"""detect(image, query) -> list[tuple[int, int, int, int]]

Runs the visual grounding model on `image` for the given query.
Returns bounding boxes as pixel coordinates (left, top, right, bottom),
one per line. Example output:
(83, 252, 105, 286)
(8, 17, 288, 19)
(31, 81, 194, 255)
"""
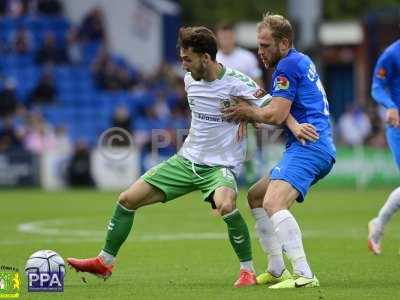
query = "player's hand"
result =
(222, 97, 253, 123)
(386, 108, 399, 127)
(293, 123, 319, 145)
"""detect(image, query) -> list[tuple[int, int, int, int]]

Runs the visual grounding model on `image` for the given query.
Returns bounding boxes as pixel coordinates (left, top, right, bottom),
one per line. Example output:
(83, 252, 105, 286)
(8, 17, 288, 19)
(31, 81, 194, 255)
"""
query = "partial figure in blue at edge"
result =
(368, 38, 400, 255)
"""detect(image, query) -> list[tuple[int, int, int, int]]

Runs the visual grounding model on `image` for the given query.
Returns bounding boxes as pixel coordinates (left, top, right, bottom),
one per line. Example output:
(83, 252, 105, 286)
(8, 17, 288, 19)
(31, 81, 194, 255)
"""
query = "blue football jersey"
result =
(271, 48, 336, 159)
(371, 40, 400, 109)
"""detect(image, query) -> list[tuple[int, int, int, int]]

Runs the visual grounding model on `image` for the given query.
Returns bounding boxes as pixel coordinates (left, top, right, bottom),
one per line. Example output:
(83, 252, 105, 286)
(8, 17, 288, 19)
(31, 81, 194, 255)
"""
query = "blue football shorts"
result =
(270, 144, 335, 202)
(386, 125, 400, 170)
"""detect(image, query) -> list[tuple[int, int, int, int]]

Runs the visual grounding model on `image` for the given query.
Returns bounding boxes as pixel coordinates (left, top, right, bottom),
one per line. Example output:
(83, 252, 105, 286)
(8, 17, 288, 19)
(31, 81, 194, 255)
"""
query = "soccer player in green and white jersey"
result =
(67, 26, 318, 288)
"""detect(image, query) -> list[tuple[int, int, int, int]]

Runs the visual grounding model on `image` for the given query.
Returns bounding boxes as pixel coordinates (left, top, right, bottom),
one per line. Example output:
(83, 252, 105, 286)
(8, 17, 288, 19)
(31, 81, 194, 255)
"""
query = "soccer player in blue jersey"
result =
(368, 39, 400, 255)
(223, 13, 336, 288)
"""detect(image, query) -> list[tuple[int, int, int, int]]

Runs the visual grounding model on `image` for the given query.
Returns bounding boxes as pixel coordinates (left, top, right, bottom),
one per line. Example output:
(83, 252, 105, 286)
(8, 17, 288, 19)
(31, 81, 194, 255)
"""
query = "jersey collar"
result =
(217, 64, 226, 80)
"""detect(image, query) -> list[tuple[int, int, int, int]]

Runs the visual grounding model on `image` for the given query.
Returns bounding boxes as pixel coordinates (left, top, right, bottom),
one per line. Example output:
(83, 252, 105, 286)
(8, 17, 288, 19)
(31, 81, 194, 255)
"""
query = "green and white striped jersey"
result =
(179, 66, 271, 175)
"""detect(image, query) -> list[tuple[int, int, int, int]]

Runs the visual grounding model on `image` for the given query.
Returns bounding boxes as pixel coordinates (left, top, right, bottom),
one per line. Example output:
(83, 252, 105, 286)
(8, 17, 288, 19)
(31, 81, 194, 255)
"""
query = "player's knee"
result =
(218, 200, 236, 216)
(247, 189, 263, 209)
(118, 191, 139, 210)
(118, 191, 129, 207)
(262, 198, 281, 217)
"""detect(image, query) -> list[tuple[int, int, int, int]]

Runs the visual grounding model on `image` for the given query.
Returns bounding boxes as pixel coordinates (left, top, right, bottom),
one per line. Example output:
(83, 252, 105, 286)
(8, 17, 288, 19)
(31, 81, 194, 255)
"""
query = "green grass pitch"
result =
(1, 186, 400, 299)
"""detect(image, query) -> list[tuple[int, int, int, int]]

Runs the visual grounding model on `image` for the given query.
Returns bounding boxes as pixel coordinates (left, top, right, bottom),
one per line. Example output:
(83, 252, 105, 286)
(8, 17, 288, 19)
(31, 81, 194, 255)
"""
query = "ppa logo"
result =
(27, 273, 64, 292)
(25, 250, 65, 292)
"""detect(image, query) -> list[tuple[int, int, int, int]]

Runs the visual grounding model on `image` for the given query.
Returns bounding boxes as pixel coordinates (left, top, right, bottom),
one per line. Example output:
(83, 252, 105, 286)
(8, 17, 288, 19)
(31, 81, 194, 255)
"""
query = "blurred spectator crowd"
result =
(0, 0, 190, 184)
(0, 0, 390, 186)
(336, 103, 387, 148)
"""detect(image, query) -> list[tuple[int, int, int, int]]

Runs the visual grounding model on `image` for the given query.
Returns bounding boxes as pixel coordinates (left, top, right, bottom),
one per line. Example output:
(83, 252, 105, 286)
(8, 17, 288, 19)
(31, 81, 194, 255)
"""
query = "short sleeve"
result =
(371, 50, 397, 108)
(271, 60, 300, 101)
(373, 51, 394, 86)
(231, 75, 271, 107)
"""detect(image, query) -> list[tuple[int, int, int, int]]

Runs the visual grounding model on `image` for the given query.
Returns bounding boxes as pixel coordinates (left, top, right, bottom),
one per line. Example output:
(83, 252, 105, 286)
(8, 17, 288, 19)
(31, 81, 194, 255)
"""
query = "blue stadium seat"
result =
(24, 65, 40, 78)
(134, 117, 168, 131)
(4, 67, 19, 79)
(41, 106, 65, 125)
(81, 41, 102, 65)
(0, 14, 155, 149)
(52, 17, 70, 31)
(17, 53, 34, 65)
(16, 88, 30, 103)
(59, 93, 77, 105)
(24, 16, 44, 31)
(0, 17, 17, 33)
(2, 54, 19, 69)
(56, 82, 74, 95)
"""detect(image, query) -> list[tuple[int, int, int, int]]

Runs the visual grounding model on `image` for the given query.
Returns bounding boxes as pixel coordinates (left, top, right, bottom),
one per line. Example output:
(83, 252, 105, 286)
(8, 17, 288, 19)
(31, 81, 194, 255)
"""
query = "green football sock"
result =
(223, 209, 252, 262)
(103, 202, 135, 256)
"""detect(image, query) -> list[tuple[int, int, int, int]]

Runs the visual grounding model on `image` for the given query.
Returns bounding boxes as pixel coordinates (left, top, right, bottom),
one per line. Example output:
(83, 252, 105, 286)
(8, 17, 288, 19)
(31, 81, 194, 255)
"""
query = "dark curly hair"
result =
(177, 26, 218, 61)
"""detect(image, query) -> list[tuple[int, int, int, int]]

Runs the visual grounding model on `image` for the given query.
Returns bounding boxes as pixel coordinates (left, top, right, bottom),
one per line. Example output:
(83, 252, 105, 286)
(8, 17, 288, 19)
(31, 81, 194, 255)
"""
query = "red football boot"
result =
(233, 269, 257, 288)
(67, 256, 113, 280)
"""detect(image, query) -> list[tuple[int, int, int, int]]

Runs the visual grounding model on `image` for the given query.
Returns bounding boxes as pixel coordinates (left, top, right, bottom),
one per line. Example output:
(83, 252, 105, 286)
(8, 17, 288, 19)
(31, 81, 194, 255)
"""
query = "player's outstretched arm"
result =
(224, 96, 319, 143)
(223, 96, 291, 125)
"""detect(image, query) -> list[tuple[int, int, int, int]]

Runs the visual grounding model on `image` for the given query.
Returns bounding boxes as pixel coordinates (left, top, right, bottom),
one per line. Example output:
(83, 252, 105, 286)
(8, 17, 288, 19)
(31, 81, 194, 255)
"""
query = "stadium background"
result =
(0, 0, 400, 299)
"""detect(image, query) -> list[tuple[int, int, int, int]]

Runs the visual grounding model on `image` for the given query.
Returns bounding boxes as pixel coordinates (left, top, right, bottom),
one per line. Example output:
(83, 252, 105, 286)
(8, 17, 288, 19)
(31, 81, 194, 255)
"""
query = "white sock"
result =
(376, 187, 400, 227)
(270, 210, 312, 278)
(251, 208, 285, 276)
(99, 250, 116, 266)
(240, 260, 255, 272)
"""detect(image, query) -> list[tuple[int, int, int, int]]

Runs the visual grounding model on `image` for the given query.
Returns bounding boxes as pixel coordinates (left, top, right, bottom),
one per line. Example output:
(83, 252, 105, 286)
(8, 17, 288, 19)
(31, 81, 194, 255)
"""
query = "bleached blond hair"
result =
(257, 12, 294, 46)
